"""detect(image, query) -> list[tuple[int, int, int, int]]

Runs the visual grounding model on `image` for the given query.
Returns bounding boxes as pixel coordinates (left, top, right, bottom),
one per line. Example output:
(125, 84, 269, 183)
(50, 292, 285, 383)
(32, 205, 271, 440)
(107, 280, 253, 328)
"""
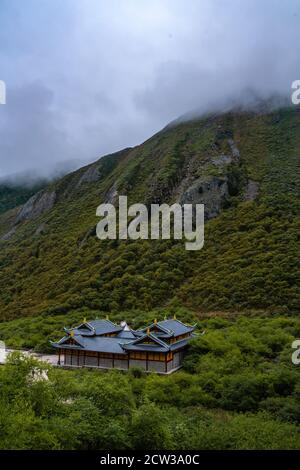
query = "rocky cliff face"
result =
(15, 190, 56, 224)
(0, 181, 46, 216)
(180, 176, 229, 219)
(177, 138, 243, 219)
(0, 148, 130, 240)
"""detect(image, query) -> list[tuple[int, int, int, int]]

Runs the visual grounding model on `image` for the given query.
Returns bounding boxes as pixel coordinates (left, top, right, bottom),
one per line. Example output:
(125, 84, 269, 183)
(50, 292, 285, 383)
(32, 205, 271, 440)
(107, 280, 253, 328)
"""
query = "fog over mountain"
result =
(0, 159, 86, 187)
(0, 0, 299, 179)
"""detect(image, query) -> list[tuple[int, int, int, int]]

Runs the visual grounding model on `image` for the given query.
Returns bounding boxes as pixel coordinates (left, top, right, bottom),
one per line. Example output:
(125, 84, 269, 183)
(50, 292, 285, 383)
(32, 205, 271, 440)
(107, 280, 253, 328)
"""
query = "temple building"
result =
(51, 317, 197, 374)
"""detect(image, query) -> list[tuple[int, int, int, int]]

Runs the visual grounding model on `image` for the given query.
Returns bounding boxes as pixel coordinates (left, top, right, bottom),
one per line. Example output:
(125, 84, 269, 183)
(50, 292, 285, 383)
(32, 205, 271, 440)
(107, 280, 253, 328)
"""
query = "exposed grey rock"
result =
(0, 226, 16, 241)
(77, 226, 96, 248)
(211, 154, 232, 166)
(228, 139, 240, 160)
(180, 176, 229, 220)
(77, 164, 102, 187)
(105, 183, 118, 204)
(34, 223, 47, 236)
(15, 190, 56, 224)
(244, 180, 259, 201)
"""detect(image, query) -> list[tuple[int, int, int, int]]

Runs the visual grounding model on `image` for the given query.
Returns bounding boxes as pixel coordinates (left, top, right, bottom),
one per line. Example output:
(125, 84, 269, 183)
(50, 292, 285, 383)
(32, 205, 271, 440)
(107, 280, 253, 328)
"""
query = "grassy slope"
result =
(0, 107, 299, 334)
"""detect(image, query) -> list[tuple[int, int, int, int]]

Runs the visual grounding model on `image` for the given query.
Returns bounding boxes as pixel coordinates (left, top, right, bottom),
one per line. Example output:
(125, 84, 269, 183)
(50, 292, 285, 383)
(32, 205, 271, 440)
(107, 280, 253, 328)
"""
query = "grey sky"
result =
(0, 0, 299, 178)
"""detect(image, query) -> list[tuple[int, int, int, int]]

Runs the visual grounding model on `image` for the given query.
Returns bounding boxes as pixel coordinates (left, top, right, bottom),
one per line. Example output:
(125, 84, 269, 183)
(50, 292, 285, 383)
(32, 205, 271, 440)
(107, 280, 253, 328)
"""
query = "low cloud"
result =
(0, 0, 299, 179)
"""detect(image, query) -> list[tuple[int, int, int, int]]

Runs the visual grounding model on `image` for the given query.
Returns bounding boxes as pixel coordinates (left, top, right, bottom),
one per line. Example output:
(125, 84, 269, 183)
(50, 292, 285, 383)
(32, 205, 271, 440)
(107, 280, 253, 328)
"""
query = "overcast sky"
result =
(0, 0, 299, 179)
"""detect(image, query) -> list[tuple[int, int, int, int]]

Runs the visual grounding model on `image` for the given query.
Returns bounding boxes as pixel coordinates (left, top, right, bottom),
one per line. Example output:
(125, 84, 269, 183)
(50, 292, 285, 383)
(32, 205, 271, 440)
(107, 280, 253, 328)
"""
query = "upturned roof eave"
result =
(121, 343, 169, 352)
(121, 332, 170, 351)
(139, 323, 173, 336)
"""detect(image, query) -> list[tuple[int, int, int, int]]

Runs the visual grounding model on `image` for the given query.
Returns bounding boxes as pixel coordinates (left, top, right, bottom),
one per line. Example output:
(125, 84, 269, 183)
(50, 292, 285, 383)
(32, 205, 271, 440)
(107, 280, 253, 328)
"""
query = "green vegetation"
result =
(0, 314, 299, 449)
(0, 105, 299, 449)
(0, 107, 299, 321)
(0, 181, 45, 215)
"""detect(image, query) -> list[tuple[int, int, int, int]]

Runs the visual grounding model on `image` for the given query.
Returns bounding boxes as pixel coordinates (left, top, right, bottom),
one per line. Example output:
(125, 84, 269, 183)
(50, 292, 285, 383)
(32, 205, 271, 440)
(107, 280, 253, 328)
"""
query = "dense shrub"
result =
(1, 313, 300, 450)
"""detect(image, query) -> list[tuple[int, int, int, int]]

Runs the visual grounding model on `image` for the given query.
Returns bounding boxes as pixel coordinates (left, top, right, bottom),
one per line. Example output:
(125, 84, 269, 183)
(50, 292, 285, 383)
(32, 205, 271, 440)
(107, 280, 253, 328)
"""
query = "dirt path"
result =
(0, 348, 58, 366)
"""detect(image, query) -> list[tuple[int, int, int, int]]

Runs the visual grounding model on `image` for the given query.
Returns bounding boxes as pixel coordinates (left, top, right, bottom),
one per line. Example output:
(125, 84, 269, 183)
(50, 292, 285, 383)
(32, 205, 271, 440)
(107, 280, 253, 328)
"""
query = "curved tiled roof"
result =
(65, 319, 123, 337)
(52, 318, 196, 354)
(158, 319, 196, 336)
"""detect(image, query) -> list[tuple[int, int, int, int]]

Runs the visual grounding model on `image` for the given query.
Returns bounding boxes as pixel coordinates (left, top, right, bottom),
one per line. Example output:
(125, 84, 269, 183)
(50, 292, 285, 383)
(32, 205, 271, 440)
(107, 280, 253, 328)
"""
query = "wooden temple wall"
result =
(61, 348, 186, 374)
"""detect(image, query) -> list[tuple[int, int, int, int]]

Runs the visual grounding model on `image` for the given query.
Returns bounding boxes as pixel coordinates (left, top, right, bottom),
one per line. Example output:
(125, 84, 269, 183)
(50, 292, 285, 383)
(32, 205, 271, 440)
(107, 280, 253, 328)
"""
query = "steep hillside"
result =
(0, 181, 45, 215)
(0, 106, 299, 324)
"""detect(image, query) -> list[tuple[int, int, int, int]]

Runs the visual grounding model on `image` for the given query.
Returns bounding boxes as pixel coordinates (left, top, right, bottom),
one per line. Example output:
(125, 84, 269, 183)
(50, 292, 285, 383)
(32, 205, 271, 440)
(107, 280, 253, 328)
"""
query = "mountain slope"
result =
(0, 181, 45, 215)
(0, 106, 299, 322)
